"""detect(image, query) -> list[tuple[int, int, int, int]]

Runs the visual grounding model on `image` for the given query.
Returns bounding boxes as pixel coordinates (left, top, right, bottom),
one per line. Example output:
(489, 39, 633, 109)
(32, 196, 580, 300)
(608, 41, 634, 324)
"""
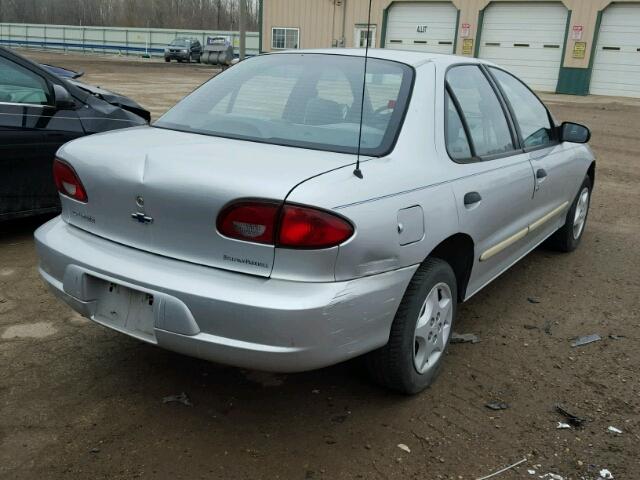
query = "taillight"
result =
(217, 201, 280, 244)
(278, 204, 353, 249)
(217, 200, 354, 249)
(53, 159, 87, 202)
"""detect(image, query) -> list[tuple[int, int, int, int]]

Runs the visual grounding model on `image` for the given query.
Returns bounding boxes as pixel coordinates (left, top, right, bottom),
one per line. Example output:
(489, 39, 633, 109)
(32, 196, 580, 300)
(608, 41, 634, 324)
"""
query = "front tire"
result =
(366, 258, 457, 394)
(548, 175, 592, 252)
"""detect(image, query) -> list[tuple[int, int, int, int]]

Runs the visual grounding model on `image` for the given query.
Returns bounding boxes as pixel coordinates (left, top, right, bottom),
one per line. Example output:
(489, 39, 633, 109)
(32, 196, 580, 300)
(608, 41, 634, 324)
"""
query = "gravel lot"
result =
(1, 50, 638, 480)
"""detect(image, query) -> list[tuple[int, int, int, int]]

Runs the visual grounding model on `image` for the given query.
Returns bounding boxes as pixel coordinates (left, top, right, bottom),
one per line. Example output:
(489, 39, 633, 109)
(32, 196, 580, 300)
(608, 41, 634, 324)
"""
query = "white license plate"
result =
(92, 280, 156, 343)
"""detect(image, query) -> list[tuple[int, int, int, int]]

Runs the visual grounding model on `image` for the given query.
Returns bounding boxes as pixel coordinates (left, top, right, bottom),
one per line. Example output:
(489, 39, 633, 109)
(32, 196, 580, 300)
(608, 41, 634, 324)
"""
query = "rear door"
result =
(444, 64, 536, 297)
(488, 67, 577, 244)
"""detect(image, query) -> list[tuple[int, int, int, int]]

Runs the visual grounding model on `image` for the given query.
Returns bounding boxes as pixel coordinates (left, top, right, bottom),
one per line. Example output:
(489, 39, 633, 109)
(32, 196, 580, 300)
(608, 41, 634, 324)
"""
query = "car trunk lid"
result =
(57, 126, 354, 277)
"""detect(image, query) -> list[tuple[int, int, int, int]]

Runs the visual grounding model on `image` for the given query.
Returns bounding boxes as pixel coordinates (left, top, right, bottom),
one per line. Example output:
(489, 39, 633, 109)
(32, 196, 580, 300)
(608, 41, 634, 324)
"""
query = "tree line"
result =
(0, 0, 259, 31)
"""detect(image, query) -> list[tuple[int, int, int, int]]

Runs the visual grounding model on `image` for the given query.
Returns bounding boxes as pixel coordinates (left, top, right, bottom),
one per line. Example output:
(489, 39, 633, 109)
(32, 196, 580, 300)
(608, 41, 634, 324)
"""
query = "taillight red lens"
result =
(278, 204, 353, 249)
(217, 201, 280, 244)
(217, 201, 354, 249)
(53, 159, 87, 202)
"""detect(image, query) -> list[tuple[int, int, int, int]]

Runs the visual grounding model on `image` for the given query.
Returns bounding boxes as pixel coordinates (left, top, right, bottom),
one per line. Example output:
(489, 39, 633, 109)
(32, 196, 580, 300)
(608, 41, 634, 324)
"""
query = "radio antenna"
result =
(353, 0, 373, 179)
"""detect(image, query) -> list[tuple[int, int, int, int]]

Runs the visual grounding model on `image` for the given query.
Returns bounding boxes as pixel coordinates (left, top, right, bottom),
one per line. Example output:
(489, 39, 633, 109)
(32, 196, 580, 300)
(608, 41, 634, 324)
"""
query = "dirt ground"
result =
(1, 49, 638, 480)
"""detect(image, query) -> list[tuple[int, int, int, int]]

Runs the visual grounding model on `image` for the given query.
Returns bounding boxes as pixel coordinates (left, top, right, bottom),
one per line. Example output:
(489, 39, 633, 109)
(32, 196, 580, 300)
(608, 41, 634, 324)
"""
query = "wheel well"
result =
(427, 234, 475, 302)
(587, 161, 596, 188)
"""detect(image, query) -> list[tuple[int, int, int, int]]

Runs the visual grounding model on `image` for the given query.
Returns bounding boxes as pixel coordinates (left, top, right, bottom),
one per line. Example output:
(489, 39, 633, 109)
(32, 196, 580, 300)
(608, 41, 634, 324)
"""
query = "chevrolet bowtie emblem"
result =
(131, 212, 154, 224)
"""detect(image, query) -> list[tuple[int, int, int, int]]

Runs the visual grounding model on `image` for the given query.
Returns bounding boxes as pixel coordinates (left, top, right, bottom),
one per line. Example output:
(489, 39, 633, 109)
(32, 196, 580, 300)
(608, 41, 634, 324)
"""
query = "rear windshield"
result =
(154, 53, 414, 156)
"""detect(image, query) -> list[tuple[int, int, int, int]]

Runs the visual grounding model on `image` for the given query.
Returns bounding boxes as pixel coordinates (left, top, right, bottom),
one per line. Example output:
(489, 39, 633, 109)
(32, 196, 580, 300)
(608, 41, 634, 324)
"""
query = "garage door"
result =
(385, 2, 457, 54)
(479, 2, 568, 92)
(590, 4, 640, 98)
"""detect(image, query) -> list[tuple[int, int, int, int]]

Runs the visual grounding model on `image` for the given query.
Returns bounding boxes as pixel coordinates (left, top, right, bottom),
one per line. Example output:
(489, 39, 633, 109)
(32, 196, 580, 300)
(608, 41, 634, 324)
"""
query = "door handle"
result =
(535, 169, 548, 191)
(464, 191, 482, 207)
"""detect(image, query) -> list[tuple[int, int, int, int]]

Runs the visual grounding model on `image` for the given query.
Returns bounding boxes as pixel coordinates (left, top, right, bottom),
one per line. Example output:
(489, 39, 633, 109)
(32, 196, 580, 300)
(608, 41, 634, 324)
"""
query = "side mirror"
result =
(559, 122, 591, 144)
(53, 84, 76, 110)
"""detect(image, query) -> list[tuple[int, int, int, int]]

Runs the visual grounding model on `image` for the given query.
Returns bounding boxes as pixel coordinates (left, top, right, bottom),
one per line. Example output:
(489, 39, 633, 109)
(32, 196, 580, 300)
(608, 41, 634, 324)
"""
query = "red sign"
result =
(460, 23, 471, 38)
(572, 25, 583, 40)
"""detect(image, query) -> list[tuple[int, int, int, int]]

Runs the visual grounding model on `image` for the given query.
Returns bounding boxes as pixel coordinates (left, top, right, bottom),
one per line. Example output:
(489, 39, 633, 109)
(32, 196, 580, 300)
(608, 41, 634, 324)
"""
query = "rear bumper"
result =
(35, 217, 416, 372)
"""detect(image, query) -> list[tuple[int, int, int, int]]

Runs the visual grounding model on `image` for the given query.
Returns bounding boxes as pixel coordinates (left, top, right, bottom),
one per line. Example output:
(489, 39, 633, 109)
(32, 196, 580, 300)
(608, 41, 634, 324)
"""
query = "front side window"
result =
(0, 56, 51, 105)
(155, 54, 414, 156)
(490, 67, 554, 149)
(446, 65, 514, 159)
(272, 28, 299, 50)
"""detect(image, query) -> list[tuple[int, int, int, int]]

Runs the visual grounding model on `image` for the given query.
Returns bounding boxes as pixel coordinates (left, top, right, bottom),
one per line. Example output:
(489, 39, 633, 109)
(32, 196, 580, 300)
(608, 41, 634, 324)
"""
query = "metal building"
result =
(258, 0, 640, 97)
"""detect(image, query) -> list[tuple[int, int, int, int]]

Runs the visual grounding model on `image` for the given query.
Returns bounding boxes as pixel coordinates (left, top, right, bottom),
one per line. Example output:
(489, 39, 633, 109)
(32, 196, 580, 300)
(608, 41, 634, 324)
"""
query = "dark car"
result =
(40, 63, 84, 79)
(41, 65, 150, 120)
(164, 38, 202, 63)
(0, 47, 150, 221)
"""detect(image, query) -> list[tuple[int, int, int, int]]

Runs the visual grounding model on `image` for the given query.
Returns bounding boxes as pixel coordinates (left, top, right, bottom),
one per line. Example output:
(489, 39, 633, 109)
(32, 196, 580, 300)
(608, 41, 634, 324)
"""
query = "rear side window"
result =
(490, 67, 554, 149)
(445, 92, 472, 160)
(445, 65, 514, 159)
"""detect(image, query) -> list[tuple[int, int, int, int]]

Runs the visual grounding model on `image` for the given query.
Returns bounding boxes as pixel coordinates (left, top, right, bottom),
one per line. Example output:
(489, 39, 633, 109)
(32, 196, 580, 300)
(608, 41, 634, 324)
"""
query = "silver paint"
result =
(413, 282, 453, 374)
(573, 188, 590, 239)
(35, 50, 595, 371)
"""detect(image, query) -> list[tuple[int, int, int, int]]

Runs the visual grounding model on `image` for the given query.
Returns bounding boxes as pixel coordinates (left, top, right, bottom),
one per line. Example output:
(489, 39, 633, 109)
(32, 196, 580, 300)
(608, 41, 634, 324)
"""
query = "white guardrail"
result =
(0, 23, 259, 57)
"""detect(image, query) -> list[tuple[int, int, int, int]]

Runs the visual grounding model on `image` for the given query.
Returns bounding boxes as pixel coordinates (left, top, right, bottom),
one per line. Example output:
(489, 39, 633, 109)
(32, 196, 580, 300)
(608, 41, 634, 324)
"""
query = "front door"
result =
(488, 67, 577, 244)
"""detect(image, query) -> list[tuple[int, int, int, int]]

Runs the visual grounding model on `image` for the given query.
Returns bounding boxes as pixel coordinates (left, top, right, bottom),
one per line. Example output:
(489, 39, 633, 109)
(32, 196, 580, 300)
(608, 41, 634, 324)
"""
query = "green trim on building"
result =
(474, 8, 484, 57)
(559, 10, 572, 71)
(555, 9, 575, 94)
(258, 0, 264, 53)
(556, 68, 591, 95)
(452, 8, 461, 54)
(588, 9, 604, 72)
(557, 9, 604, 95)
(380, 3, 390, 48)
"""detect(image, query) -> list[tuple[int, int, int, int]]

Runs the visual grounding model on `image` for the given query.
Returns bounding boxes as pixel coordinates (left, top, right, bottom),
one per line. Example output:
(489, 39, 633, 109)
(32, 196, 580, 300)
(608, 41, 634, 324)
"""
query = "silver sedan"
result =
(35, 49, 594, 394)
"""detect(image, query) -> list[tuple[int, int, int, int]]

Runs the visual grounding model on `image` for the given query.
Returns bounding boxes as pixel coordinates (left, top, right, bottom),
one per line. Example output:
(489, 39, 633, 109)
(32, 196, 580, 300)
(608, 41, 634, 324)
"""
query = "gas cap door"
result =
(397, 205, 425, 246)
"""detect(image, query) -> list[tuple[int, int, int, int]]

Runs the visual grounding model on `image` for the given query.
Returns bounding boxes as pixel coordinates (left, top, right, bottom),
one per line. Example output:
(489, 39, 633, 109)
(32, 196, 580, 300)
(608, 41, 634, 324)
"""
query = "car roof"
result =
(274, 48, 491, 68)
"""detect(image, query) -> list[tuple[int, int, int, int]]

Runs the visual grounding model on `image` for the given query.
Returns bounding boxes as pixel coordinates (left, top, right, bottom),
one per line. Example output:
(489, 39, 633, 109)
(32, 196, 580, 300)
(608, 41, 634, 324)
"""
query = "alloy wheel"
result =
(573, 187, 590, 239)
(413, 282, 453, 374)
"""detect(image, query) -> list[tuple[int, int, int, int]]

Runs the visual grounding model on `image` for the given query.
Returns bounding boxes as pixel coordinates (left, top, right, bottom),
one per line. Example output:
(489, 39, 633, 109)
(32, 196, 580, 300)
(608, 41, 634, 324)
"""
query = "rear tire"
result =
(164, 57, 170, 62)
(366, 258, 457, 394)
(548, 175, 592, 253)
